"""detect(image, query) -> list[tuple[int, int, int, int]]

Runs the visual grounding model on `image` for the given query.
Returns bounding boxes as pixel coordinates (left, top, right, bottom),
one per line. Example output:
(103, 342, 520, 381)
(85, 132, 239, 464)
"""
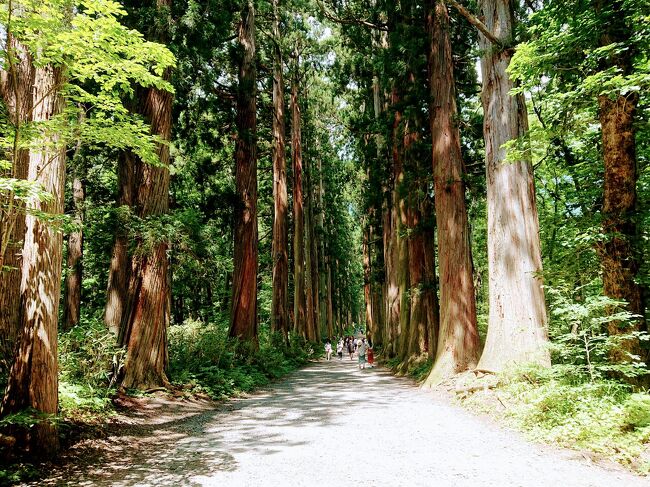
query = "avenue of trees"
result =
(0, 0, 648, 464)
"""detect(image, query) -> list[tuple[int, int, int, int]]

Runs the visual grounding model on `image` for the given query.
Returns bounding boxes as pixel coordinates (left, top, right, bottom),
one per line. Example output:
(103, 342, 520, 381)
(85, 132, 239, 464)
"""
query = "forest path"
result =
(39, 359, 648, 487)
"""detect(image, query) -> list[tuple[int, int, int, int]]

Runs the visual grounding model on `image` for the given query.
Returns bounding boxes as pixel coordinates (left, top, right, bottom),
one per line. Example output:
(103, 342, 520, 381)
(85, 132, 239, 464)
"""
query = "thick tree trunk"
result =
(421, 194, 439, 359)
(229, 0, 258, 341)
(63, 169, 85, 331)
(406, 201, 428, 363)
(104, 152, 135, 336)
(0, 36, 33, 360)
(291, 65, 306, 339)
(476, 0, 550, 373)
(594, 0, 646, 365)
(270, 0, 289, 340)
(119, 0, 174, 388)
(425, 1, 479, 385)
(599, 93, 645, 363)
(1, 65, 66, 457)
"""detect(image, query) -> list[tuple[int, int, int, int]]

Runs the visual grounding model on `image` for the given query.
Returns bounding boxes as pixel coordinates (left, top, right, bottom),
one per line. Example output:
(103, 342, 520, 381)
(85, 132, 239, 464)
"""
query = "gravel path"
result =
(41, 359, 648, 486)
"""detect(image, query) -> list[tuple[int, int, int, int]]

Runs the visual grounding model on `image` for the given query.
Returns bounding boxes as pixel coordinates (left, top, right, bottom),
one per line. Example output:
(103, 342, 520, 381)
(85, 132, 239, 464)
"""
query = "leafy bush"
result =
(168, 319, 315, 399)
(58, 317, 123, 415)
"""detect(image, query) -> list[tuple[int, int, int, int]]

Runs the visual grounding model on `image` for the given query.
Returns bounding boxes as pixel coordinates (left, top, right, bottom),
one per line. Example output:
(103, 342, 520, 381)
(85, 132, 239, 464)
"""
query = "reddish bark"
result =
(119, 0, 174, 388)
(230, 0, 259, 341)
(291, 62, 306, 339)
(425, 1, 479, 384)
(270, 0, 289, 340)
(1, 65, 66, 457)
(0, 36, 33, 358)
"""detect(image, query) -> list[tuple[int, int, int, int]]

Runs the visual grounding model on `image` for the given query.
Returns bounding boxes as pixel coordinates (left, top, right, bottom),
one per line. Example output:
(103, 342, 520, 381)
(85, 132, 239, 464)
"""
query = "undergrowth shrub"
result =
(168, 319, 315, 399)
(461, 284, 650, 472)
(58, 317, 123, 415)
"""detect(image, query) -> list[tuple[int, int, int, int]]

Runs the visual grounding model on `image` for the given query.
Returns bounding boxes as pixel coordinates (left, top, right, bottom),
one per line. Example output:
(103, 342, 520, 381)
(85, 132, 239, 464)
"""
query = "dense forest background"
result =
(1, 0, 650, 479)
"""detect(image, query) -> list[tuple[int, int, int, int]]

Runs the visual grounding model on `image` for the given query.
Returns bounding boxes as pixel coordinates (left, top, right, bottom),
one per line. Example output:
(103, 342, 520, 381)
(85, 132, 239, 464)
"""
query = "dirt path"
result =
(38, 359, 648, 486)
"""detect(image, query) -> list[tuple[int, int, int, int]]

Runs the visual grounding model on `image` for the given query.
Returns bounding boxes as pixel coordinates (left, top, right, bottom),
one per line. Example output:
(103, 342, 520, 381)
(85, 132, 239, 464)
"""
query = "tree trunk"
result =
(0, 36, 33, 360)
(599, 92, 645, 363)
(291, 60, 306, 339)
(308, 159, 321, 341)
(229, 0, 258, 342)
(1, 65, 66, 458)
(363, 224, 374, 340)
(476, 0, 550, 373)
(63, 167, 85, 331)
(119, 0, 174, 388)
(422, 194, 440, 359)
(304, 157, 316, 341)
(425, 1, 479, 385)
(104, 152, 135, 336)
(270, 0, 289, 340)
(594, 0, 646, 365)
(326, 252, 334, 338)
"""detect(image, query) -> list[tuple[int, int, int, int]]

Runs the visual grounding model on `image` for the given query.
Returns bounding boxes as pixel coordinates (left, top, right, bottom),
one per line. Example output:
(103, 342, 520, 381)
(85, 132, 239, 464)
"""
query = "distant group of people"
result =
(324, 336, 374, 369)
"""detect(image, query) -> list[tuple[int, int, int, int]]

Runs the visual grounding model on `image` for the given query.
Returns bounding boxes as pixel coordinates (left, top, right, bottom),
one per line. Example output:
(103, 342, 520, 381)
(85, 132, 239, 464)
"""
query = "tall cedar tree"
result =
(595, 0, 647, 365)
(230, 0, 259, 340)
(476, 0, 550, 372)
(292, 52, 307, 339)
(425, 0, 479, 384)
(1, 65, 66, 457)
(270, 0, 289, 340)
(118, 0, 174, 388)
(0, 36, 32, 357)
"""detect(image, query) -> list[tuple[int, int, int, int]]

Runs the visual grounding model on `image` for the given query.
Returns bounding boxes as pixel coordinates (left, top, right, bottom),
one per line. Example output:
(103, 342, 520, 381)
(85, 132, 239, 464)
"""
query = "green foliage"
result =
(546, 283, 650, 381)
(168, 319, 316, 399)
(58, 318, 123, 415)
(489, 366, 650, 471)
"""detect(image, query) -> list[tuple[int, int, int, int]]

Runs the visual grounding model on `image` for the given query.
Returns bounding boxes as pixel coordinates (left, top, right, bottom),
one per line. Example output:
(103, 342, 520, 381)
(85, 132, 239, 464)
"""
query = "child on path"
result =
(367, 339, 374, 368)
(325, 340, 332, 361)
(347, 338, 354, 360)
(357, 338, 368, 370)
(337, 340, 344, 360)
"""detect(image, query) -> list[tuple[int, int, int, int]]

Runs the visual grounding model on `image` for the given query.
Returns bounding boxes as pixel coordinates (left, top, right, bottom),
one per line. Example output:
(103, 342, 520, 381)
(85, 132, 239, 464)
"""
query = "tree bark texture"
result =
(230, 0, 258, 342)
(1, 65, 66, 457)
(291, 66, 306, 339)
(304, 156, 316, 342)
(476, 0, 550, 373)
(270, 0, 289, 340)
(119, 0, 174, 388)
(595, 0, 646, 365)
(0, 36, 33, 360)
(63, 170, 85, 330)
(425, 1, 479, 384)
(104, 152, 135, 336)
(363, 224, 374, 339)
(599, 93, 645, 362)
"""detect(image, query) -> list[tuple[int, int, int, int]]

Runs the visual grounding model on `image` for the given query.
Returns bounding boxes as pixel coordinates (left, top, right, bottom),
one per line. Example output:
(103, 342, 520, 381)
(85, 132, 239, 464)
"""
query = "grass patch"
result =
(460, 365, 650, 473)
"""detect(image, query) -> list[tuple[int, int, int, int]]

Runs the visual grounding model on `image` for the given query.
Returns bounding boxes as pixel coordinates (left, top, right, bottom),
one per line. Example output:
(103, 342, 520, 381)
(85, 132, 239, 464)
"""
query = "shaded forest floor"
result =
(20, 359, 648, 486)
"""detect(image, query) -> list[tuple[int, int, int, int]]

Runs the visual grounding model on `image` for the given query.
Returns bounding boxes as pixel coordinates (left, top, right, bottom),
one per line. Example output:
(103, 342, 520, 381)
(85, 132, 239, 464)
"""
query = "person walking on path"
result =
(357, 338, 368, 369)
(367, 339, 374, 368)
(325, 340, 332, 361)
(347, 338, 354, 360)
(337, 339, 344, 360)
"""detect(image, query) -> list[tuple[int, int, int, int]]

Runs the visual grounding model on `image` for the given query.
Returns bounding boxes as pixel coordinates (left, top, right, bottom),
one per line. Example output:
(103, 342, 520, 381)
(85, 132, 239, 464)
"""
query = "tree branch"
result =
(315, 0, 388, 31)
(446, 0, 501, 46)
